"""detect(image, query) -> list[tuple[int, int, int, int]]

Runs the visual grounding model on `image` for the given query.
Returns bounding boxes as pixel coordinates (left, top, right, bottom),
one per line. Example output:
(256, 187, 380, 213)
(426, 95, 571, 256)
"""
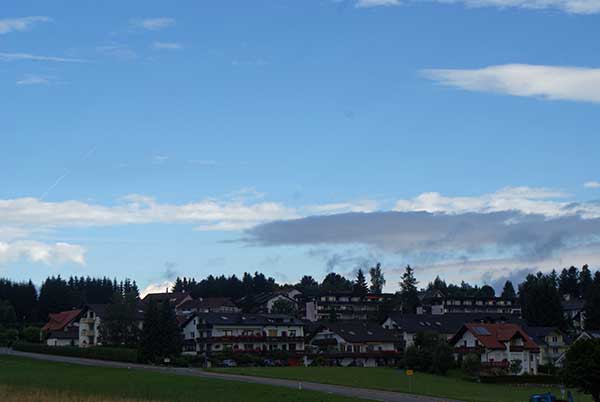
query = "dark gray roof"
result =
(385, 313, 526, 334)
(522, 326, 564, 345)
(196, 312, 303, 326)
(314, 321, 403, 343)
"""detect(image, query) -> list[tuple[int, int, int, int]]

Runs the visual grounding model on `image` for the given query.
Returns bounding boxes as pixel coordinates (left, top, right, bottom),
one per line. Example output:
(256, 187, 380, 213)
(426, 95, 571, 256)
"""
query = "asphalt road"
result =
(0, 348, 463, 402)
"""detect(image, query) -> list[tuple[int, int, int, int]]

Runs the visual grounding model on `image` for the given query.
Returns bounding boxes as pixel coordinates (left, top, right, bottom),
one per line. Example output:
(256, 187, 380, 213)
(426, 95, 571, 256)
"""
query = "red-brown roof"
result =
(452, 323, 539, 351)
(42, 309, 83, 332)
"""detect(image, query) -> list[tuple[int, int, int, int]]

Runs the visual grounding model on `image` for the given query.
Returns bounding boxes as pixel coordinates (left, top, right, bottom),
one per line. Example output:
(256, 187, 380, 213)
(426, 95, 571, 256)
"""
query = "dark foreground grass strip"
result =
(0, 355, 364, 402)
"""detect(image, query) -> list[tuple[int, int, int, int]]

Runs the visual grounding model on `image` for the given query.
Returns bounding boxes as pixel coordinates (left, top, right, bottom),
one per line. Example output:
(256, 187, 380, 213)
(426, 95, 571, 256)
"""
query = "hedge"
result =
(480, 374, 562, 385)
(12, 342, 138, 363)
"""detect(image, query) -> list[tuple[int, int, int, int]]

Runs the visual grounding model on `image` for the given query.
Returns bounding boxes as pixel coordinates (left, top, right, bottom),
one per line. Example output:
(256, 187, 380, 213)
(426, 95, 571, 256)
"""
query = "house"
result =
(561, 297, 586, 331)
(42, 309, 83, 346)
(238, 292, 300, 314)
(142, 291, 193, 309)
(181, 313, 305, 358)
(419, 289, 521, 315)
(450, 323, 540, 375)
(555, 330, 600, 367)
(523, 326, 568, 366)
(305, 292, 399, 322)
(78, 304, 106, 348)
(382, 312, 526, 347)
(77, 303, 145, 348)
(307, 321, 403, 367)
(177, 297, 241, 314)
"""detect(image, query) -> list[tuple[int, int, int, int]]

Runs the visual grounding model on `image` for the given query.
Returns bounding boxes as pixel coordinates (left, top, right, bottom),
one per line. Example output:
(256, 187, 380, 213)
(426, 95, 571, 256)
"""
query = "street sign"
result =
(406, 370, 414, 376)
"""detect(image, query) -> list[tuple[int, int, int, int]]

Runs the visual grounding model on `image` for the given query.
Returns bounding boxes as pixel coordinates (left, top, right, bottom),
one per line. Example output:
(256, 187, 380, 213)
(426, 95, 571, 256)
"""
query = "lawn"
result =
(210, 367, 593, 402)
(0, 356, 364, 402)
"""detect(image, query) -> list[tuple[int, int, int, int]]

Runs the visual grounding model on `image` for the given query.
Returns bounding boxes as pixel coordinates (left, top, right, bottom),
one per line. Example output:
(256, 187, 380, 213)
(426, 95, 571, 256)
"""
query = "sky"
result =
(2, 0, 600, 296)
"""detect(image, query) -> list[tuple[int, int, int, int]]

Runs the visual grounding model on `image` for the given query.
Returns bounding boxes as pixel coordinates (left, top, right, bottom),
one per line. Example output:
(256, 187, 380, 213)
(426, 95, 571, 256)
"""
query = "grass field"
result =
(211, 367, 593, 402)
(0, 356, 364, 402)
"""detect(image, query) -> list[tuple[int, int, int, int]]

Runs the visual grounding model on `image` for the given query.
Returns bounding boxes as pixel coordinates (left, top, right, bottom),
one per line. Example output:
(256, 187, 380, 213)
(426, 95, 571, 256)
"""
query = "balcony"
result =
(197, 335, 305, 343)
(81, 318, 95, 324)
(81, 329, 95, 337)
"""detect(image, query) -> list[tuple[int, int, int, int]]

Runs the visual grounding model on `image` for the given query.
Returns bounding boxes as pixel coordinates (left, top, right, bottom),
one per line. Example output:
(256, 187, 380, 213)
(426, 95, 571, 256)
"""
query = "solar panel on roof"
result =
(473, 326, 491, 335)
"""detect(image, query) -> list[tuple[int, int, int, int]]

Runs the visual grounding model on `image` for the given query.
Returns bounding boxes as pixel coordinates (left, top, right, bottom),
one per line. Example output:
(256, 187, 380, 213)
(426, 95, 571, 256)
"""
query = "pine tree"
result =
(579, 265, 593, 299)
(584, 271, 600, 331)
(353, 269, 369, 296)
(400, 265, 420, 314)
(139, 300, 160, 363)
(501, 280, 517, 299)
(369, 263, 386, 294)
(157, 301, 181, 359)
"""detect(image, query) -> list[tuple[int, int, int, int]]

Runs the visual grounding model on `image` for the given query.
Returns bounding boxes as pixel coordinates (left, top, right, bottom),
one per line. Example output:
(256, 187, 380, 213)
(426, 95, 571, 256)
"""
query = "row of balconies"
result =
(197, 335, 305, 343)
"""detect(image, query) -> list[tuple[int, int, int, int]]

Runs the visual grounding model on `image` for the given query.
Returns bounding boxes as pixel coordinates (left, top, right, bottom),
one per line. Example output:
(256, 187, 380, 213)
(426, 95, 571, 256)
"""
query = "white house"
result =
(450, 323, 540, 375)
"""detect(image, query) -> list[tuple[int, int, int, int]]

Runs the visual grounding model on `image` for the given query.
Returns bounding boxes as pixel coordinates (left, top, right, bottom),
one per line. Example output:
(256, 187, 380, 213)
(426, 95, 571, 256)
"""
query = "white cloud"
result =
(16, 74, 51, 85)
(0, 240, 85, 265)
(0, 52, 85, 63)
(140, 281, 173, 298)
(422, 64, 600, 103)
(152, 155, 169, 164)
(438, 0, 600, 14)
(394, 186, 600, 218)
(0, 195, 298, 232)
(97, 45, 137, 60)
(305, 200, 380, 215)
(134, 18, 175, 31)
(352, 0, 600, 13)
(356, 0, 401, 7)
(153, 41, 183, 50)
(0, 16, 51, 34)
(584, 181, 600, 189)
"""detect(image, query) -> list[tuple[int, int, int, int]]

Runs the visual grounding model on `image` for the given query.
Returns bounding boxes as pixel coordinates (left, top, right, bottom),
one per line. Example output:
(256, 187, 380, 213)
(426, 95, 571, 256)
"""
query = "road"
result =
(0, 348, 462, 402)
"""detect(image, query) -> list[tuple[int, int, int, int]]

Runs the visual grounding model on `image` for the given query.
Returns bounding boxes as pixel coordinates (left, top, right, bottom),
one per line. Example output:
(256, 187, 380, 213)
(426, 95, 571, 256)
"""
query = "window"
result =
(268, 329, 277, 337)
(289, 343, 296, 351)
(289, 330, 296, 337)
(552, 336, 558, 343)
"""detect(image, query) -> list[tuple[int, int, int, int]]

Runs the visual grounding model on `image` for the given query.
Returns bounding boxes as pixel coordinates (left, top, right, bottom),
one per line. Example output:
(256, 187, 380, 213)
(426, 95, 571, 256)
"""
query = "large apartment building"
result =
(305, 292, 399, 321)
(181, 313, 305, 357)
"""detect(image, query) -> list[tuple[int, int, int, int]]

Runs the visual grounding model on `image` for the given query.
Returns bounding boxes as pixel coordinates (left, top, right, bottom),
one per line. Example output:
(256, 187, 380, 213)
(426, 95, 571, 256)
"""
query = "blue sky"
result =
(2, 0, 600, 295)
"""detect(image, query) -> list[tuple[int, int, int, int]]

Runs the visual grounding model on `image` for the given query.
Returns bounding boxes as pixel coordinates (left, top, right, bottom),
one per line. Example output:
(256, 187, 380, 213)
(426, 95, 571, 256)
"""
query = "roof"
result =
(142, 292, 191, 306)
(42, 309, 83, 332)
(178, 297, 238, 311)
(523, 326, 564, 344)
(314, 321, 403, 343)
(85, 304, 108, 318)
(196, 312, 304, 326)
(451, 323, 539, 351)
(385, 312, 526, 334)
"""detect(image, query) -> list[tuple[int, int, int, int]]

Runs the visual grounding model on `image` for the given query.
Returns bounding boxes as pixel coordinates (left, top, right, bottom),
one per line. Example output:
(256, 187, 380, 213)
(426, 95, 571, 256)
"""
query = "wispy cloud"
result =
(96, 44, 137, 60)
(16, 74, 52, 86)
(351, 0, 600, 14)
(133, 17, 175, 31)
(356, 0, 401, 7)
(585, 181, 600, 189)
(423, 64, 600, 103)
(0, 16, 51, 34)
(0, 52, 85, 63)
(153, 41, 183, 50)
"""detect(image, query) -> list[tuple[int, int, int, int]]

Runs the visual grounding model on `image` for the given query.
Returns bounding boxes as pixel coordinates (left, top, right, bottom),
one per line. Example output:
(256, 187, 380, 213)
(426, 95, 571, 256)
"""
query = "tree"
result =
(400, 265, 420, 314)
(519, 272, 564, 327)
(563, 339, 600, 402)
(369, 263, 386, 294)
(22, 326, 41, 343)
(461, 353, 481, 378)
(559, 266, 579, 298)
(432, 341, 454, 375)
(320, 273, 353, 293)
(0, 300, 16, 327)
(157, 300, 181, 360)
(139, 300, 160, 363)
(296, 276, 319, 298)
(579, 265, 594, 299)
(479, 285, 495, 299)
(501, 280, 516, 299)
(271, 299, 297, 315)
(100, 290, 140, 347)
(585, 272, 600, 330)
(353, 269, 369, 296)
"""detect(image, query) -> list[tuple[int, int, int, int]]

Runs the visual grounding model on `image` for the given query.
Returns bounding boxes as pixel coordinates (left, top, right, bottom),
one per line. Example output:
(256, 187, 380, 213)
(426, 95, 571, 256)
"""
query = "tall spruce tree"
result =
(519, 272, 564, 327)
(139, 300, 160, 363)
(400, 265, 420, 314)
(369, 263, 386, 294)
(353, 269, 369, 296)
(501, 280, 517, 299)
(584, 271, 600, 331)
